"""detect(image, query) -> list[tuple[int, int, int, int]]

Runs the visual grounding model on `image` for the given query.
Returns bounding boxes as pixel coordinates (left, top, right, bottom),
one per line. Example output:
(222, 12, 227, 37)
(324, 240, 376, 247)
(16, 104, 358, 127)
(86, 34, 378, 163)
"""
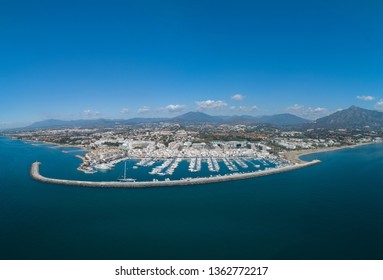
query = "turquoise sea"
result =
(1, 136, 383, 260)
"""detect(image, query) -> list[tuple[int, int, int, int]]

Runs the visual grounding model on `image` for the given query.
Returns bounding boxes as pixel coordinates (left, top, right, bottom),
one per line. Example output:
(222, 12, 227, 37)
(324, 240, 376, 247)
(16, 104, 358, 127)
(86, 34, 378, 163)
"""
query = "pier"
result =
(30, 160, 321, 188)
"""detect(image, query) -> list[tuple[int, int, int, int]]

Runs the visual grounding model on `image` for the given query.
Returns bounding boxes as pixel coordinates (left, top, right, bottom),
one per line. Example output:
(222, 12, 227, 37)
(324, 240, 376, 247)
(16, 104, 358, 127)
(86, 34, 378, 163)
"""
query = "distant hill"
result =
(26, 119, 71, 129)
(24, 111, 314, 129)
(25, 117, 169, 129)
(224, 115, 258, 124)
(255, 113, 311, 126)
(124, 117, 168, 124)
(170, 112, 311, 125)
(170, 112, 221, 123)
(315, 106, 383, 128)
(25, 119, 120, 129)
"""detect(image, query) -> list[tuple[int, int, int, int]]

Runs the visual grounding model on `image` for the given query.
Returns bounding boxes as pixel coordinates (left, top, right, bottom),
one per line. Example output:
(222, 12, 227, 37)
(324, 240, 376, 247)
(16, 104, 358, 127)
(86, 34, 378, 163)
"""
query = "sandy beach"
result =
(283, 142, 375, 163)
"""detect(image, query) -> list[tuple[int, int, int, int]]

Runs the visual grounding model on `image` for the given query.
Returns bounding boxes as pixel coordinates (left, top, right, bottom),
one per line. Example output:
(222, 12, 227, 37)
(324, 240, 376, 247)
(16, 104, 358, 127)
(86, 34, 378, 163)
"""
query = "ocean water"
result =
(1, 136, 383, 260)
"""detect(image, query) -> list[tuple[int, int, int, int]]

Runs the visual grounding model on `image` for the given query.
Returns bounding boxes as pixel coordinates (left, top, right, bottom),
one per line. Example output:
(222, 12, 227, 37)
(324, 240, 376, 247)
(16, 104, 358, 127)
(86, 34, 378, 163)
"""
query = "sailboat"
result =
(118, 161, 136, 182)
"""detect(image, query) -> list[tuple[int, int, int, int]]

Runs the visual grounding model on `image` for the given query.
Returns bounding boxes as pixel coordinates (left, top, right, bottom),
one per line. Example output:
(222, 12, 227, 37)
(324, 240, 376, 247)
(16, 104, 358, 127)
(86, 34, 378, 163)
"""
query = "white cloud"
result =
(196, 100, 227, 110)
(165, 104, 186, 113)
(231, 94, 245, 101)
(241, 105, 257, 112)
(375, 99, 383, 111)
(357, 95, 375, 101)
(137, 106, 151, 114)
(287, 104, 304, 111)
(120, 108, 129, 114)
(230, 105, 257, 112)
(286, 104, 329, 119)
(83, 109, 101, 118)
(312, 107, 327, 113)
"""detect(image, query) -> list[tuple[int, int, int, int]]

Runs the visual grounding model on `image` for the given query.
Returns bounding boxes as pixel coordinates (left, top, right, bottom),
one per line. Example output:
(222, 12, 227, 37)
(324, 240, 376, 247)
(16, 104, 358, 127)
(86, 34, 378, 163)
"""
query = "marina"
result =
(84, 155, 285, 183)
(30, 159, 321, 188)
(23, 135, 375, 188)
(223, 158, 239, 172)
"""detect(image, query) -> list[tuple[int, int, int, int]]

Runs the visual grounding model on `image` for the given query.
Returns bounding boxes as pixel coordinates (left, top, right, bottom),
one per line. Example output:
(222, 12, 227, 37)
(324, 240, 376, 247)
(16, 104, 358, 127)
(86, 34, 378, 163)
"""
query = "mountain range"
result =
(22, 106, 383, 130)
(24, 112, 311, 129)
(315, 106, 383, 128)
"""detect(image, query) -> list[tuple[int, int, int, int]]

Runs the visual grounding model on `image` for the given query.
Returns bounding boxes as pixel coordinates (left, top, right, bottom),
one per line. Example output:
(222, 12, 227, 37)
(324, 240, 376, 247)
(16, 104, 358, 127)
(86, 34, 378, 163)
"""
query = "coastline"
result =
(28, 140, 380, 188)
(283, 142, 375, 163)
(17, 136, 379, 175)
(21, 139, 90, 152)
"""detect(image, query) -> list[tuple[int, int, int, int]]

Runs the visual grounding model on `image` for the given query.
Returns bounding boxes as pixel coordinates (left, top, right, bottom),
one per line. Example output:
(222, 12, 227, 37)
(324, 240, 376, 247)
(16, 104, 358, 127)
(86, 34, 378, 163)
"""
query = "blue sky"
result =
(1, 0, 383, 128)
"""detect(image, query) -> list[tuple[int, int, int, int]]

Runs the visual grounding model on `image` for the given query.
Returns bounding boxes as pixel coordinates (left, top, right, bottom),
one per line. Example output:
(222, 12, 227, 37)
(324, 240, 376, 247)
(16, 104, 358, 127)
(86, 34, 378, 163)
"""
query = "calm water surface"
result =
(1, 137, 383, 259)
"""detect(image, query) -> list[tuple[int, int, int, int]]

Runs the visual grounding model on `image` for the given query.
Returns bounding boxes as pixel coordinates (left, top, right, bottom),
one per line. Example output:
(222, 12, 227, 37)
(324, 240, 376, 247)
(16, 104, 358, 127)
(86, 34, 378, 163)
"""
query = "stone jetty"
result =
(30, 160, 320, 188)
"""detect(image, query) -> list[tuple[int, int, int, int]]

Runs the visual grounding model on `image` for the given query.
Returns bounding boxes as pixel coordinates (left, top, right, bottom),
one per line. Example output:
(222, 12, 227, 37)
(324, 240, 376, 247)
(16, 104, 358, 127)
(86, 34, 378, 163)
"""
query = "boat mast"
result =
(124, 161, 127, 179)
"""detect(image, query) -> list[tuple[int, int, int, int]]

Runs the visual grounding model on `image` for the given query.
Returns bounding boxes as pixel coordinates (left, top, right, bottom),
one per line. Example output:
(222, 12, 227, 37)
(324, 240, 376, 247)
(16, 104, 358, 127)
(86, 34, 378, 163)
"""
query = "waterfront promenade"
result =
(30, 160, 320, 188)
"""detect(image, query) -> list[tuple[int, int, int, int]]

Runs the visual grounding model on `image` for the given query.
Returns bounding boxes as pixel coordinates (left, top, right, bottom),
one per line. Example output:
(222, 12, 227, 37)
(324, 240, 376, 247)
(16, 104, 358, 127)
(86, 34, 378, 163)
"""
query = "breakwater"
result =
(30, 160, 321, 188)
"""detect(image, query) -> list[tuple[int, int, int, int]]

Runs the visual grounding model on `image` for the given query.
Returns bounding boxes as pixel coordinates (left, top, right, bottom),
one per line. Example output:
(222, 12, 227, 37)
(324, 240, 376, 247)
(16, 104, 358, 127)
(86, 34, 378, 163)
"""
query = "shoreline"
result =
(20, 139, 90, 152)
(24, 138, 380, 188)
(19, 137, 378, 173)
(283, 142, 376, 163)
(30, 160, 321, 188)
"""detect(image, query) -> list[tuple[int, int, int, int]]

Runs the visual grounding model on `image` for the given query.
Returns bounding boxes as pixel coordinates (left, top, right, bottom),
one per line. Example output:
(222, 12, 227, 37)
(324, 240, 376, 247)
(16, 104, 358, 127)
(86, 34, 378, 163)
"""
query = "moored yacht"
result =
(118, 162, 136, 182)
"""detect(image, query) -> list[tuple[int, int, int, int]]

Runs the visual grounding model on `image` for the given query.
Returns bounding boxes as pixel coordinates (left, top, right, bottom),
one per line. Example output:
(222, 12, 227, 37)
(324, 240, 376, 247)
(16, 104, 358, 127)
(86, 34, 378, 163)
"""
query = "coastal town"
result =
(3, 118, 382, 183)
